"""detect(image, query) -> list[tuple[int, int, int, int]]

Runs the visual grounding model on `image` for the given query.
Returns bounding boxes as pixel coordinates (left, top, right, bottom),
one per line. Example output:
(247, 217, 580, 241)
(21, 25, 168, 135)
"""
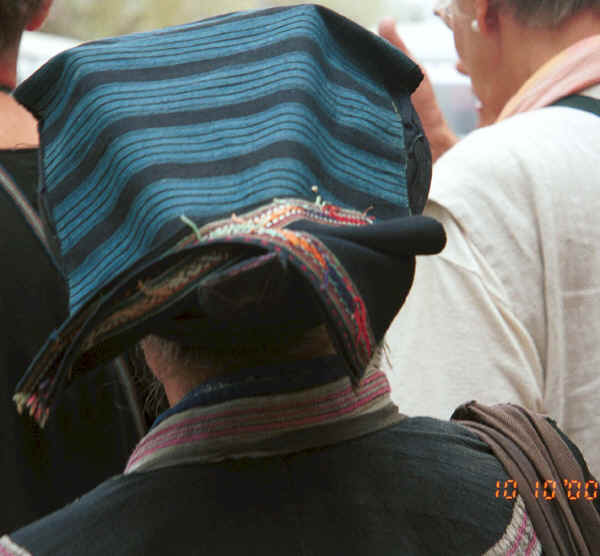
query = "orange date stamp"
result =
(496, 479, 599, 501)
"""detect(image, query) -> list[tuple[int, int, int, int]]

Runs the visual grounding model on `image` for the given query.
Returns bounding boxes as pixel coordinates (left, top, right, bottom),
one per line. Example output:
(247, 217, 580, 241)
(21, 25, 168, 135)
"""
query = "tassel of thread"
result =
(13, 392, 50, 428)
(180, 214, 202, 242)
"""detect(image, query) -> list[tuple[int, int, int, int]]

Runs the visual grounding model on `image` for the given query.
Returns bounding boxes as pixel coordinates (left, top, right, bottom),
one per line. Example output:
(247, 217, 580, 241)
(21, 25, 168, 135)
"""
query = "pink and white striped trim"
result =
(126, 366, 391, 473)
(484, 496, 542, 556)
(0, 536, 32, 556)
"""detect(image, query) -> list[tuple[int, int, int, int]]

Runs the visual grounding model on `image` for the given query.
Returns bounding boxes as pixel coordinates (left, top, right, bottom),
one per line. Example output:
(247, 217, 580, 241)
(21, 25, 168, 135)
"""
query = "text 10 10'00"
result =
(496, 479, 598, 501)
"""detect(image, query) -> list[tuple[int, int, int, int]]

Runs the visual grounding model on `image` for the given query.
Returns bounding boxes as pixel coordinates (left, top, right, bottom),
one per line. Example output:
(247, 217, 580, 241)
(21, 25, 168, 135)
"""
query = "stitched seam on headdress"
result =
(15, 198, 377, 425)
(86, 199, 375, 363)
(13, 252, 233, 426)
(175, 198, 374, 251)
(80, 249, 234, 350)
(200, 203, 375, 369)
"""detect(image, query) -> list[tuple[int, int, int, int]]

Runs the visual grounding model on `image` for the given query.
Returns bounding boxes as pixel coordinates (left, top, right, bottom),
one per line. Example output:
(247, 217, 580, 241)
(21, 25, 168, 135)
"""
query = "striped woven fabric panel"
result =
(15, 5, 420, 314)
(125, 363, 394, 473)
(484, 496, 541, 556)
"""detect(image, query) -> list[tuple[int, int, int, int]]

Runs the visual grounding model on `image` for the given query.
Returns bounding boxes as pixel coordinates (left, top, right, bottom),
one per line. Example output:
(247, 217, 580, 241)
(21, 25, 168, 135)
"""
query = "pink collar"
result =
(124, 364, 399, 474)
(498, 35, 600, 121)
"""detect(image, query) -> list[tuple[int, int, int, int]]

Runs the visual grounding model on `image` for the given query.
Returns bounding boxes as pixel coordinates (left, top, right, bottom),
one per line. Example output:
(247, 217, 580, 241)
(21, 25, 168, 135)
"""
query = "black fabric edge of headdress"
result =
(68, 236, 362, 381)
(10, 3, 436, 424)
(15, 208, 446, 419)
(315, 5, 423, 96)
(289, 215, 446, 256)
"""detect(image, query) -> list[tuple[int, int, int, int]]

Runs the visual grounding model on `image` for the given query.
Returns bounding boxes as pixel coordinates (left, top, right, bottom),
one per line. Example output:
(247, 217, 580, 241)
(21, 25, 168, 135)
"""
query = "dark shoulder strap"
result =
(551, 94, 600, 117)
(0, 162, 47, 247)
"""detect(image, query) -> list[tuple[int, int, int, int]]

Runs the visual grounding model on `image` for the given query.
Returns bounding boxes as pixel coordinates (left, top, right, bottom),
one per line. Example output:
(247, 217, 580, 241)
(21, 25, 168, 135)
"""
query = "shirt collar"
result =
(126, 356, 400, 473)
(498, 35, 600, 121)
(150, 355, 348, 430)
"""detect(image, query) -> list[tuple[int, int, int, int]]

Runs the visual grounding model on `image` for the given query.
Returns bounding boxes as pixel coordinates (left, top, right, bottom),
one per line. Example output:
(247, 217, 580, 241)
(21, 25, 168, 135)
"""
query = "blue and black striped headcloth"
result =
(14, 4, 445, 426)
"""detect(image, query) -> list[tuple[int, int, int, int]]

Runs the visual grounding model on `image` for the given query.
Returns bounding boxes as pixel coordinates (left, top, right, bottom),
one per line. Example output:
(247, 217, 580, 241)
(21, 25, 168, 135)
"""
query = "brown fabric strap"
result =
(452, 402, 600, 556)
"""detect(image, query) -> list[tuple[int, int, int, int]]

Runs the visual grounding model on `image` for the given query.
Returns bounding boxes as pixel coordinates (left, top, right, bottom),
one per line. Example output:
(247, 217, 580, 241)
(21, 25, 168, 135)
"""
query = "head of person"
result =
(140, 323, 337, 409)
(435, 0, 600, 124)
(12, 5, 446, 426)
(0, 0, 52, 56)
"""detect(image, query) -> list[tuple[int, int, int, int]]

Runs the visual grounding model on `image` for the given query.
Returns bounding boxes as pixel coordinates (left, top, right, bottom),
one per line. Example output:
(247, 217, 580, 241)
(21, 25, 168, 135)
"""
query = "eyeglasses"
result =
(434, 0, 470, 29)
(434, 0, 454, 28)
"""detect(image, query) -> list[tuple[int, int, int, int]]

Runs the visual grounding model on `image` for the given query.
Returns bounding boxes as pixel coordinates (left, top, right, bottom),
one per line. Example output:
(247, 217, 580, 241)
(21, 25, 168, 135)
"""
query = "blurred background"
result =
(41, 0, 437, 39)
(20, 0, 478, 134)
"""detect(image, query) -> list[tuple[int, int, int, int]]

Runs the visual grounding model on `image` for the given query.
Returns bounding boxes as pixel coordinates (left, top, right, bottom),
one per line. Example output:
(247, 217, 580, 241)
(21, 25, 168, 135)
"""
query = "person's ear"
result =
(25, 0, 53, 32)
(473, 0, 500, 33)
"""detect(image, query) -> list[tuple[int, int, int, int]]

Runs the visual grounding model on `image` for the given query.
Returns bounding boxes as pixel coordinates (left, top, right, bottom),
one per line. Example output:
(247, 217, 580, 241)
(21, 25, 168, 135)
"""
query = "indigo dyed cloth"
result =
(16, 4, 426, 315)
(13, 5, 443, 425)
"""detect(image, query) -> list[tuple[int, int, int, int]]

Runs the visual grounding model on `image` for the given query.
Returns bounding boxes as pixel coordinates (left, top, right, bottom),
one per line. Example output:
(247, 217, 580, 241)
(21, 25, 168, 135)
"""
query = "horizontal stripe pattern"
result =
(484, 496, 542, 556)
(125, 365, 393, 473)
(56, 102, 405, 245)
(15, 4, 419, 314)
(36, 9, 395, 134)
(45, 53, 403, 191)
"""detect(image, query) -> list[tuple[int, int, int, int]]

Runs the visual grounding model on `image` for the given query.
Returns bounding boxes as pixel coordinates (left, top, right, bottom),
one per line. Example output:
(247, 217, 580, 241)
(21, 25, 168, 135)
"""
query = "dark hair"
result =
(136, 324, 336, 417)
(496, 0, 600, 27)
(148, 323, 334, 373)
(0, 1, 44, 50)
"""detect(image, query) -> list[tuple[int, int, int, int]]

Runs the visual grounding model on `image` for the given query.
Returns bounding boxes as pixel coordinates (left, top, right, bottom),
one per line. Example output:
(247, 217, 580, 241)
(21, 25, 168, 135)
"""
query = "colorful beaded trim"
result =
(15, 198, 376, 426)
